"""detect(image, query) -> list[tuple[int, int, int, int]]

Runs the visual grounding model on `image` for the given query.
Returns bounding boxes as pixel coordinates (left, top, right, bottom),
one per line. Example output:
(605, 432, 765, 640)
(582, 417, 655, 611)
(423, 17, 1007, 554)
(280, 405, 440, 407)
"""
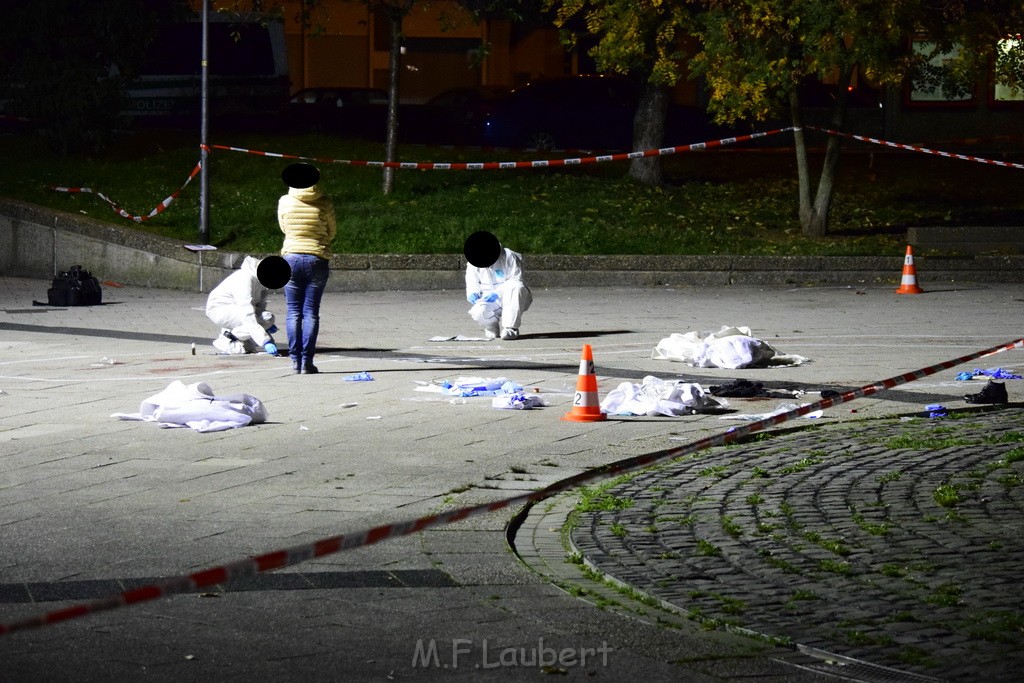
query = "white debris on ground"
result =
(653, 325, 808, 369)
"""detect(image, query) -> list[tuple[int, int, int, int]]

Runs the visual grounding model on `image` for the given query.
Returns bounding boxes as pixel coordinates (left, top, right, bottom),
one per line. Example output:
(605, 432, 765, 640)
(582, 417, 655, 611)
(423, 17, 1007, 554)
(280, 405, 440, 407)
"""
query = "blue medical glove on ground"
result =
(483, 293, 499, 303)
(264, 342, 278, 356)
(468, 292, 482, 304)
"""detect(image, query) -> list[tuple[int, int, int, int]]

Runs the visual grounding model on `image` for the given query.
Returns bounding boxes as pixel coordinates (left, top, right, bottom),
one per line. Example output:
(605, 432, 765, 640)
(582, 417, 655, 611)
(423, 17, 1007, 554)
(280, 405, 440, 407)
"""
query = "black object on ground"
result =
(964, 380, 1009, 404)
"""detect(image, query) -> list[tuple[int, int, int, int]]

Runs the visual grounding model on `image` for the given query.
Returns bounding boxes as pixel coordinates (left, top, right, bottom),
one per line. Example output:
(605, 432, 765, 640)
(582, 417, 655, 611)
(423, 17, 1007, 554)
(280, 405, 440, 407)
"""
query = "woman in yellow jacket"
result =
(279, 163, 337, 374)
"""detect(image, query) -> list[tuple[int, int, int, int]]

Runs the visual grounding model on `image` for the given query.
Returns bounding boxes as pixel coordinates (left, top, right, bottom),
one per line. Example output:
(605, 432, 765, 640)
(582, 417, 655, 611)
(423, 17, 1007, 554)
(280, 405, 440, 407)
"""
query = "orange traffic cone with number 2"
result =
(562, 344, 607, 422)
(895, 245, 924, 294)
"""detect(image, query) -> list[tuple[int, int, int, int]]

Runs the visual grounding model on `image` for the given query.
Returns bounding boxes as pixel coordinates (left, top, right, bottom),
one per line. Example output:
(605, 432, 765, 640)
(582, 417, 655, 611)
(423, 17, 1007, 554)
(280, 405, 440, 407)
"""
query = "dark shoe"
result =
(292, 359, 301, 374)
(964, 380, 1008, 404)
(302, 364, 319, 375)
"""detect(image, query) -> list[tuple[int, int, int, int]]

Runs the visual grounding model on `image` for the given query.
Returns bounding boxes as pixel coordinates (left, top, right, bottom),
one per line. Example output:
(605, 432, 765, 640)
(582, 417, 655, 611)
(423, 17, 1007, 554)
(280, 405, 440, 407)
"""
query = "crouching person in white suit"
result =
(464, 231, 532, 340)
(206, 255, 288, 355)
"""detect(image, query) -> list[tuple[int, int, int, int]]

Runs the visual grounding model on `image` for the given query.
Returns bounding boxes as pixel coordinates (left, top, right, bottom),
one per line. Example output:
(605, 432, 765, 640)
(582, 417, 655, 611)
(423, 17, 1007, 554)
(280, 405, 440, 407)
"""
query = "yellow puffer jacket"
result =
(278, 185, 337, 260)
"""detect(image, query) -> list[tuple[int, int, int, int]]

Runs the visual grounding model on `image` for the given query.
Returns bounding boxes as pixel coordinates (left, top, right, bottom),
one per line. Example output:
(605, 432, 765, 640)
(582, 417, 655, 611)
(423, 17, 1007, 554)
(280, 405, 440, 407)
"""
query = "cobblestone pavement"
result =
(570, 407, 1024, 681)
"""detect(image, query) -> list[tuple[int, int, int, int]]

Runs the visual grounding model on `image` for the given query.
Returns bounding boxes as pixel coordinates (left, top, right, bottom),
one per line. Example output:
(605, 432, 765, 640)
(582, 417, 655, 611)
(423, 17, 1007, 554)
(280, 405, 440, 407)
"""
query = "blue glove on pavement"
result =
(468, 292, 482, 304)
(264, 342, 278, 356)
(483, 292, 499, 303)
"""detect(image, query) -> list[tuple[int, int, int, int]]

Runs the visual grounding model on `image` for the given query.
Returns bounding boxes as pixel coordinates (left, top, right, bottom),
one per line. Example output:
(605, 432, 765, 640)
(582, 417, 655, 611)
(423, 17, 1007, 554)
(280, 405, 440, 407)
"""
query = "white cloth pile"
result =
(492, 393, 546, 410)
(112, 381, 268, 433)
(719, 402, 823, 421)
(415, 377, 522, 397)
(600, 376, 726, 417)
(652, 325, 807, 369)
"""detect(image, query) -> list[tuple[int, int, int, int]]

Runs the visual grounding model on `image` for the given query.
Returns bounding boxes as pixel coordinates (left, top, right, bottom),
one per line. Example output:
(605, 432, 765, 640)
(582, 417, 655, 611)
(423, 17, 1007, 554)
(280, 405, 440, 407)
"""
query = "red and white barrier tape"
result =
(1, 337, 1020, 636)
(808, 126, 1024, 171)
(50, 125, 1021, 224)
(210, 128, 793, 171)
(404, 143, 625, 155)
(48, 130, 787, 221)
(52, 160, 203, 223)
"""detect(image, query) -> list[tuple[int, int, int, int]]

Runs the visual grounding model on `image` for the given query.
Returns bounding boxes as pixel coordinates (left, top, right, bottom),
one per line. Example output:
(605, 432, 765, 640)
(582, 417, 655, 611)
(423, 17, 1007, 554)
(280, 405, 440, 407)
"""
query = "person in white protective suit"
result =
(464, 231, 532, 340)
(206, 255, 284, 355)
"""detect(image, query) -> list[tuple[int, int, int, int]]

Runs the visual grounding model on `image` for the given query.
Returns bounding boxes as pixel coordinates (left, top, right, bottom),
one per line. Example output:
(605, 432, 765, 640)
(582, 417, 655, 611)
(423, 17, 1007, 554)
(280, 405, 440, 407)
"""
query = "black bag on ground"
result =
(47, 265, 103, 306)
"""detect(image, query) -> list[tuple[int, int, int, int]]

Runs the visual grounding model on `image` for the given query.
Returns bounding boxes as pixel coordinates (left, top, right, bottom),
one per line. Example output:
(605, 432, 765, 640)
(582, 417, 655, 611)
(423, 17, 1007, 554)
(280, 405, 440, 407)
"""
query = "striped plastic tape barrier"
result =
(807, 126, 1024, 171)
(52, 159, 203, 223)
(48, 131, 790, 221)
(210, 128, 794, 171)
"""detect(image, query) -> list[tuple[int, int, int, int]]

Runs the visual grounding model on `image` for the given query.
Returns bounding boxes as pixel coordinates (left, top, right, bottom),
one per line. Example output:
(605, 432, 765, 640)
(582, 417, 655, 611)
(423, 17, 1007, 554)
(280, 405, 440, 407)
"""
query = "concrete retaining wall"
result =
(2, 198, 1023, 292)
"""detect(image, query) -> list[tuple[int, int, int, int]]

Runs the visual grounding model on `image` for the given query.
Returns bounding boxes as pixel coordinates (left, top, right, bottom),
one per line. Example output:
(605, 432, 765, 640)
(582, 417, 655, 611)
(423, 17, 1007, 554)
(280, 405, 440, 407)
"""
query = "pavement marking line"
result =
(0, 355, 93, 367)
(779, 341, 1022, 349)
(776, 334, 1021, 340)
(0, 371, 251, 383)
(0, 352, 303, 383)
(1, 337, 1020, 637)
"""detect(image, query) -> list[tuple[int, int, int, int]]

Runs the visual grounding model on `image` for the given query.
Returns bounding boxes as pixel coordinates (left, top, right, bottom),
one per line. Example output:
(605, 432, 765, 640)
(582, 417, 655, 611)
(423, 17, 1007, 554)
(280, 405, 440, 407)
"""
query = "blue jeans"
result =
(283, 254, 329, 367)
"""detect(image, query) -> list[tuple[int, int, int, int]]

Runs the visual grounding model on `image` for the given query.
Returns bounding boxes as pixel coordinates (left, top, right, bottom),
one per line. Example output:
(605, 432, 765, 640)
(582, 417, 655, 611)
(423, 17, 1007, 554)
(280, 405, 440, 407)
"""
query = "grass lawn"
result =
(1, 127, 1021, 257)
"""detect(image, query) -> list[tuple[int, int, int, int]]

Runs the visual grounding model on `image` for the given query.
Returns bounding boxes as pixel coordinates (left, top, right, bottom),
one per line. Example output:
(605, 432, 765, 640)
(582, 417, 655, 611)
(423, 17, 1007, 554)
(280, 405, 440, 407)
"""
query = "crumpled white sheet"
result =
(652, 325, 807, 369)
(600, 376, 727, 417)
(111, 380, 268, 433)
(719, 402, 823, 421)
(428, 335, 490, 342)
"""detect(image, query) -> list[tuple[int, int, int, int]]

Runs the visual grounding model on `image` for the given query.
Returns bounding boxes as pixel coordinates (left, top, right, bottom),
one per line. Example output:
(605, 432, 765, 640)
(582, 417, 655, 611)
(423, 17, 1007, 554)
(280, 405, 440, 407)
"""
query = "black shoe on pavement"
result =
(964, 380, 1008, 404)
(302, 364, 319, 375)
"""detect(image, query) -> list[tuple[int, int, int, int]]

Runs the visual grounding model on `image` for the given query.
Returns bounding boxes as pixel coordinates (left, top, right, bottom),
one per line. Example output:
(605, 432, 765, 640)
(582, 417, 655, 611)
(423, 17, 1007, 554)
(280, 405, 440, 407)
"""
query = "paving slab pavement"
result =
(1, 276, 1022, 681)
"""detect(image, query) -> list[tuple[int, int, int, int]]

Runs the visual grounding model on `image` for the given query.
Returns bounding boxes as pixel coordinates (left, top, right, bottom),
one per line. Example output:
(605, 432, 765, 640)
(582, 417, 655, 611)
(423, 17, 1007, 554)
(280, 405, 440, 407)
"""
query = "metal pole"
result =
(198, 0, 210, 245)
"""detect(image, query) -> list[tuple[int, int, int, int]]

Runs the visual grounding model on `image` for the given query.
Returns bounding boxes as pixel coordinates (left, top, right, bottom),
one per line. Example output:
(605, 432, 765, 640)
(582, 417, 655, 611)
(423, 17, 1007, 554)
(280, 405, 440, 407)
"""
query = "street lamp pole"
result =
(198, 0, 210, 245)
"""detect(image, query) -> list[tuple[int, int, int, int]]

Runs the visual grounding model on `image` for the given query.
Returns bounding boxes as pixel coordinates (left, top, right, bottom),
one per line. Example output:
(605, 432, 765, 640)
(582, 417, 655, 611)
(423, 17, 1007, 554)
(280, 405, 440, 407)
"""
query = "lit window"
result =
(994, 37, 1023, 102)
(908, 39, 973, 103)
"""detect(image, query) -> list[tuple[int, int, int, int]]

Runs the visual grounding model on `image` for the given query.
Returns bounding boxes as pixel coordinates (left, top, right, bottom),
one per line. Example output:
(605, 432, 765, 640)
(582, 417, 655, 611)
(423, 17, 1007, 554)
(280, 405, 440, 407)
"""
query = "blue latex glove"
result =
(343, 371, 374, 382)
(483, 292, 499, 303)
(468, 292, 482, 304)
(264, 342, 278, 356)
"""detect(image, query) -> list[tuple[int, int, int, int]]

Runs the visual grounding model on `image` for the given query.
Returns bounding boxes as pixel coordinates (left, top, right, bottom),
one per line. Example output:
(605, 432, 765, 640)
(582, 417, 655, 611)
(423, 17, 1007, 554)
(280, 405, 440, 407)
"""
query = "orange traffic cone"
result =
(895, 245, 924, 294)
(562, 344, 607, 422)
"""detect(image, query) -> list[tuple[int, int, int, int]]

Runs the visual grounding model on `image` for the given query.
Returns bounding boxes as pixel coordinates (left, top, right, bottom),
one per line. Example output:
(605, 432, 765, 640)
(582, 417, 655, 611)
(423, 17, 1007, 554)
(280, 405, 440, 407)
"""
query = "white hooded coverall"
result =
(465, 247, 532, 335)
(205, 256, 276, 354)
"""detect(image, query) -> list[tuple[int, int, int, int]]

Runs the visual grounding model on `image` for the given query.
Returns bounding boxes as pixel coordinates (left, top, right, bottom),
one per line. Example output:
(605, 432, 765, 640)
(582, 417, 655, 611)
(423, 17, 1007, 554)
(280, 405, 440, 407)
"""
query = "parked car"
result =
(401, 86, 512, 145)
(285, 87, 389, 139)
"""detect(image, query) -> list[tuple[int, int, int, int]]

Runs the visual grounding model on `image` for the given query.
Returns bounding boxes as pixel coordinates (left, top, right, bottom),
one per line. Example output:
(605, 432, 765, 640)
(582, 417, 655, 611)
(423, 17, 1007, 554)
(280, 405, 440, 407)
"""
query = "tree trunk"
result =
(791, 66, 852, 237)
(382, 11, 403, 195)
(789, 91, 813, 230)
(807, 133, 844, 237)
(628, 81, 668, 186)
